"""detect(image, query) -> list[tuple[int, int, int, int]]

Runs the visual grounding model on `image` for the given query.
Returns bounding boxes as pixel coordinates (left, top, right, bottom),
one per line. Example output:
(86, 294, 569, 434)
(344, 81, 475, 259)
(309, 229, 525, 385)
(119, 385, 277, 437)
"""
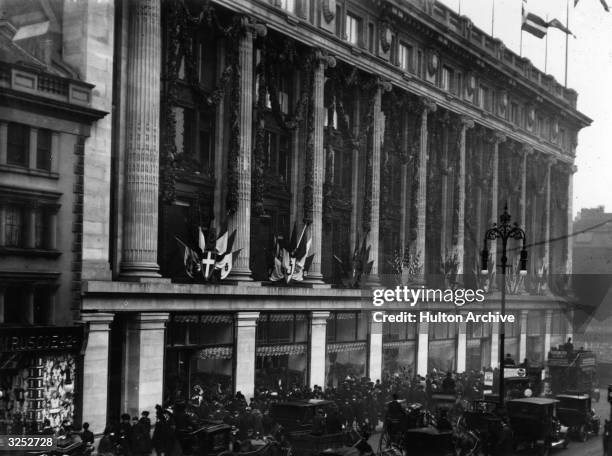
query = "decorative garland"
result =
(160, 0, 243, 205)
(252, 41, 268, 217)
(303, 51, 316, 224)
(324, 66, 377, 232)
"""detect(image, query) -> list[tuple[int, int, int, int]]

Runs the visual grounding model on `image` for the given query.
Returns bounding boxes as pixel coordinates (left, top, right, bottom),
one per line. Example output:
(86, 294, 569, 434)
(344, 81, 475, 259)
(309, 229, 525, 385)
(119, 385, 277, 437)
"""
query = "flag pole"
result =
(520, 29, 523, 57)
(564, 0, 570, 86)
(491, 0, 495, 36)
(545, 14, 549, 72)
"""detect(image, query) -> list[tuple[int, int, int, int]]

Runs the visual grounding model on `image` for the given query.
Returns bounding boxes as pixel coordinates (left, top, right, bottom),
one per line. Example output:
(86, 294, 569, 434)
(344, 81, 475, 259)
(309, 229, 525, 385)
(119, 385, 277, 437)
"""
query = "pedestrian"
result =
(81, 422, 94, 445)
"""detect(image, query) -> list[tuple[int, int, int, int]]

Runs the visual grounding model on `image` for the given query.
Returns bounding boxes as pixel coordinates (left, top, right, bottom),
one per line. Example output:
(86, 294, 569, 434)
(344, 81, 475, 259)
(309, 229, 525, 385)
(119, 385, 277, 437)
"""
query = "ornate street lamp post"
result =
(481, 205, 528, 407)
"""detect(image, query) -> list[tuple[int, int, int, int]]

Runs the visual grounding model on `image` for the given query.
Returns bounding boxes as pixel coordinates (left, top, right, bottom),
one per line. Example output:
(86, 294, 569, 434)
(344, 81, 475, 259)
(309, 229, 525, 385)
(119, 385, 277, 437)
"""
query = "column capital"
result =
(241, 17, 267, 38)
(521, 144, 534, 155)
(419, 96, 437, 113)
(311, 311, 330, 324)
(235, 311, 260, 327)
(376, 78, 393, 92)
(314, 49, 336, 68)
(82, 312, 115, 330)
(493, 132, 507, 144)
(131, 312, 170, 330)
(460, 116, 475, 129)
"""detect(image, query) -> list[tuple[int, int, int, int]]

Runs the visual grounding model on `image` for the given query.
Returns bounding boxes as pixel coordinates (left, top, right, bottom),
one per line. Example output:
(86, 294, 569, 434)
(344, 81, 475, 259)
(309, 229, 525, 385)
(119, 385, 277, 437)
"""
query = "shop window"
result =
(7, 123, 29, 167)
(4, 205, 24, 247)
(345, 13, 361, 46)
(36, 129, 52, 171)
(478, 85, 491, 111)
(398, 42, 413, 72)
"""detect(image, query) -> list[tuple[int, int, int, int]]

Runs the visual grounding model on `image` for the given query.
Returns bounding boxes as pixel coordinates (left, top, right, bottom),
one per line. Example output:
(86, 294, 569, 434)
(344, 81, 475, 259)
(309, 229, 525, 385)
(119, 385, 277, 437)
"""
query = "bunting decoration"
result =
(175, 227, 241, 282)
(269, 223, 315, 284)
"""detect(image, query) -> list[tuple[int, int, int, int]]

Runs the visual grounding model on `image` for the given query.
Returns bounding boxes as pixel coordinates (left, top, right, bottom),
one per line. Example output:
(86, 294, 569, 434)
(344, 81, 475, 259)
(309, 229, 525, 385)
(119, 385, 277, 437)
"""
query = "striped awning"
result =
(256, 343, 307, 357)
(327, 342, 367, 353)
(383, 341, 415, 349)
(196, 346, 233, 360)
(173, 314, 233, 324)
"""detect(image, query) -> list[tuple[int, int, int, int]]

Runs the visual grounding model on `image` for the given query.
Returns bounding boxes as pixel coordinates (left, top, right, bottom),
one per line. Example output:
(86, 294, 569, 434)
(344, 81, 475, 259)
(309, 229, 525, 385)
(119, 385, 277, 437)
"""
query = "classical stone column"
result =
(566, 165, 577, 275)
(416, 320, 429, 377)
(368, 316, 383, 382)
(544, 309, 553, 358)
(488, 133, 505, 289)
(0, 121, 7, 164)
(414, 99, 436, 283)
(26, 205, 36, 249)
(369, 81, 391, 278)
(519, 146, 532, 228)
(29, 128, 37, 169)
(490, 322, 499, 369)
(454, 117, 474, 276)
(229, 22, 265, 281)
(0, 287, 4, 324)
(51, 132, 60, 174)
(456, 318, 467, 373)
(307, 51, 335, 283)
(309, 311, 329, 389)
(121, 0, 162, 278)
(400, 161, 408, 253)
(543, 159, 553, 274)
(82, 313, 114, 434)
(519, 310, 528, 363)
(123, 313, 169, 417)
(235, 312, 259, 400)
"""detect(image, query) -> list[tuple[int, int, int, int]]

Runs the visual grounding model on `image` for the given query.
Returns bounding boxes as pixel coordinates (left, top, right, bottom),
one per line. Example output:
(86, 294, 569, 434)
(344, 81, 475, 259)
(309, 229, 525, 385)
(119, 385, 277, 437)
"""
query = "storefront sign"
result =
(0, 326, 86, 353)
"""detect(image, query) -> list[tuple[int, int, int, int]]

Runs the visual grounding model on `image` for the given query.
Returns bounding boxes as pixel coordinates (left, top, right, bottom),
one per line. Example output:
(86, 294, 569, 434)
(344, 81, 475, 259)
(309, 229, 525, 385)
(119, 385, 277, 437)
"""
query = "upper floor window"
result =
(264, 130, 291, 185)
(367, 23, 375, 53)
(478, 85, 491, 111)
(398, 42, 413, 72)
(335, 5, 343, 36)
(5, 206, 24, 247)
(7, 123, 29, 167)
(279, 0, 295, 13)
(36, 129, 52, 171)
(510, 102, 519, 125)
(441, 66, 454, 92)
(417, 50, 424, 77)
(345, 13, 361, 46)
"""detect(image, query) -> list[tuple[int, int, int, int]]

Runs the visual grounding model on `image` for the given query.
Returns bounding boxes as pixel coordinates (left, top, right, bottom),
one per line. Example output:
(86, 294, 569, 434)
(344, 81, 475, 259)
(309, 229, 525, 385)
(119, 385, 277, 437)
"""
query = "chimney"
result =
(41, 38, 53, 66)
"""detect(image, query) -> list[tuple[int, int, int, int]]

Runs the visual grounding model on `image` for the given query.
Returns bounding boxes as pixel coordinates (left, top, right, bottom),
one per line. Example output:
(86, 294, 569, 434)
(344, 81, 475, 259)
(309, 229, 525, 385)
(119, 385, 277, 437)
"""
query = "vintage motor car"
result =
(555, 394, 600, 441)
(269, 400, 337, 433)
(507, 398, 568, 456)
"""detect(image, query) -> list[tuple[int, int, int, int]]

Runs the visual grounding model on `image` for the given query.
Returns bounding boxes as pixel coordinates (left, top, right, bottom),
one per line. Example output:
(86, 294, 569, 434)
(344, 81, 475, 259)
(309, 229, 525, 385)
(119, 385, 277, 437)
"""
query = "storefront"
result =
(164, 314, 234, 403)
(526, 311, 545, 364)
(466, 321, 491, 372)
(325, 312, 368, 387)
(0, 326, 85, 434)
(255, 313, 308, 391)
(504, 313, 520, 362)
(428, 320, 456, 372)
(382, 315, 416, 378)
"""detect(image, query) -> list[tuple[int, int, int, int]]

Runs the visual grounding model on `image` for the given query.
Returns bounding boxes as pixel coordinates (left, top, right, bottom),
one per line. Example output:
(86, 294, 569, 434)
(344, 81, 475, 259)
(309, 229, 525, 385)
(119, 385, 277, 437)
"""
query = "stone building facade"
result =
(1, 0, 590, 434)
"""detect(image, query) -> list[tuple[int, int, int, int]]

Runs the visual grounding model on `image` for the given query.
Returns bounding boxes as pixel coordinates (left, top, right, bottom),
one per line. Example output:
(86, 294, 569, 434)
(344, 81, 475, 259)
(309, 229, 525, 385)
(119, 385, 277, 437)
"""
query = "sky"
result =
(438, 0, 612, 216)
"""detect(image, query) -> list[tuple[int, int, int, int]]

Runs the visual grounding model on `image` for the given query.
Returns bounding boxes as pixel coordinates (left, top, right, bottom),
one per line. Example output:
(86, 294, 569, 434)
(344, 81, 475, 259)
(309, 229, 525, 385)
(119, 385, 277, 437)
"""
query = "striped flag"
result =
(522, 5, 548, 38)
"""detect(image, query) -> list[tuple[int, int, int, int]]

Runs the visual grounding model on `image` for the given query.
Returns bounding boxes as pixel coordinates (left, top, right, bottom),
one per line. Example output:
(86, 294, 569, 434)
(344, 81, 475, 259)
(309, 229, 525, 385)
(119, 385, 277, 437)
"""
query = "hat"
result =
(141, 411, 150, 416)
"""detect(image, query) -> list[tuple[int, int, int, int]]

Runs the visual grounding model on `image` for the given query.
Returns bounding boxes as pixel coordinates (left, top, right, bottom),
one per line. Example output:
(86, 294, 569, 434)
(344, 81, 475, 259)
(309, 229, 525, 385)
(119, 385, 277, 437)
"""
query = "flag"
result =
(547, 18, 573, 36)
(575, 0, 609, 12)
(215, 229, 228, 255)
(175, 236, 199, 278)
(522, 10, 548, 38)
(198, 227, 206, 252)
(216, 249, 241, 280)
